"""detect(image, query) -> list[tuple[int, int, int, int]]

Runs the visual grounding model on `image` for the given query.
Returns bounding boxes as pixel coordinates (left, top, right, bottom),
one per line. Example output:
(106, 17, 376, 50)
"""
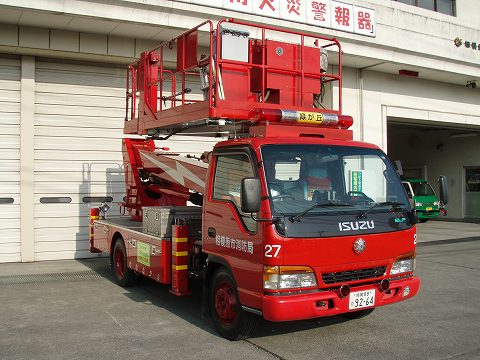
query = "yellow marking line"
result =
(172, 265, 188, 271)
(172, 251, 188, 257)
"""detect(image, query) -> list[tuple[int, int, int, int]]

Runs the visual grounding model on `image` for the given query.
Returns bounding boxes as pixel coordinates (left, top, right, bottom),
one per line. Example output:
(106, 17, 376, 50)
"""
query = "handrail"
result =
(215, 18, 343, 112)
(125, 18, 344, 135)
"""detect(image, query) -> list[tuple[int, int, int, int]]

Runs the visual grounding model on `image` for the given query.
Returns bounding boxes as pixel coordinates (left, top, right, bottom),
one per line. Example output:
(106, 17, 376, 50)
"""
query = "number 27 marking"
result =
(265, 245, 281, 258)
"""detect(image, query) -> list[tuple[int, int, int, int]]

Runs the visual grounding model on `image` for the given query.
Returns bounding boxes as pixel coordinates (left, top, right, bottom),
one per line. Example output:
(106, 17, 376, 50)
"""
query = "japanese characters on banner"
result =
(353, 4, 375, 37)
(330, 0, 353, 33)
(307, 0, 331, 29)
(189, 0, 376, 37)
(253, 0, 280, 18)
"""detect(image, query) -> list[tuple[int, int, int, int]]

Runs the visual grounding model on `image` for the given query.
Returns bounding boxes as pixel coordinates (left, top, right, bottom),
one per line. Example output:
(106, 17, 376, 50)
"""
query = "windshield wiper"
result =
(357, 201, 405, 219)
(289, 201, 351, 223)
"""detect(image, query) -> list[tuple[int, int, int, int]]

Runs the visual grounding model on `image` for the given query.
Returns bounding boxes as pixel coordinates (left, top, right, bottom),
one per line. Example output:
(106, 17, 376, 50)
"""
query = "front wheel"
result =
(209, 268, 258, 340)
(418, 218, 428, 223)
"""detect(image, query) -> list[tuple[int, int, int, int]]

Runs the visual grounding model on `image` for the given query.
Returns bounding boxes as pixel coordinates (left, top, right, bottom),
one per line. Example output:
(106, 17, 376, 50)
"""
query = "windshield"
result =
(261, 144, 410, 217)
(411, 182, 436, 197)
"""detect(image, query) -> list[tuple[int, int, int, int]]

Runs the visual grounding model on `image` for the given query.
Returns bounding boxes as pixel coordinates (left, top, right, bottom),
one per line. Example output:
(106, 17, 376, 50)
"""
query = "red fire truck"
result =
(90, 19, 422, 340)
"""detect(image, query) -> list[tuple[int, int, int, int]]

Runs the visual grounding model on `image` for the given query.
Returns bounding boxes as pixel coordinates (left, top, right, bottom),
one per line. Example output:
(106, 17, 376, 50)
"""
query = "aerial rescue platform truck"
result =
(90, 19, 434, 340)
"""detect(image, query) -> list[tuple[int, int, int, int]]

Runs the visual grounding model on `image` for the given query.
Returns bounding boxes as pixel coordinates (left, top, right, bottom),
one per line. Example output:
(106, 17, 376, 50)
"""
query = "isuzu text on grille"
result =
(338, 220, 375, 231)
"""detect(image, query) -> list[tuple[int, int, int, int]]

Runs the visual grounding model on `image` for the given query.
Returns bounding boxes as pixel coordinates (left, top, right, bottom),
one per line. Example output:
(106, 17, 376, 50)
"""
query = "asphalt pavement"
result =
(0, 220, 478, 360)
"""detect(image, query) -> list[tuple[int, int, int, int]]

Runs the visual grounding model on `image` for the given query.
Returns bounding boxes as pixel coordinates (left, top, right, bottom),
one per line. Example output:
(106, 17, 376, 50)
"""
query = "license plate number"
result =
(426, 207, 432, 211)
(349, 289, 375, 310)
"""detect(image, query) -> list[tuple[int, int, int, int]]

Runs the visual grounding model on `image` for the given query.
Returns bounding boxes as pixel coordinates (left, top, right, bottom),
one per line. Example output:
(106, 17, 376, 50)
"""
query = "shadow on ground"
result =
(78, 258, 350, 340)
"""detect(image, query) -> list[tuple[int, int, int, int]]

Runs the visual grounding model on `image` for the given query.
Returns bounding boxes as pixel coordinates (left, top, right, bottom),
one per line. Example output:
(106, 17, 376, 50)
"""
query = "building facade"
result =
(0, 0, 478, 262)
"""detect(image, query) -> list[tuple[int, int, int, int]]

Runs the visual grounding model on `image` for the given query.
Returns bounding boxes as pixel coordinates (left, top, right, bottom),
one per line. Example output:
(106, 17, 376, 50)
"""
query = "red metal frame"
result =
(124, 18, 344, 135)
(122, 138, 209, 220)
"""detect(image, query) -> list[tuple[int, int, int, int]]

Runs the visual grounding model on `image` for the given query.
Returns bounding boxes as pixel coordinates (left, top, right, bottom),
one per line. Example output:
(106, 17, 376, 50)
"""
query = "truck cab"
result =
(402, 178, 441, 222)
(202, 130, 419, 338)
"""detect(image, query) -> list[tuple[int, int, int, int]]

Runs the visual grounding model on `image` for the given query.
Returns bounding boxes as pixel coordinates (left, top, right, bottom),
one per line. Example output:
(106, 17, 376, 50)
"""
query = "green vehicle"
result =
(401, 178, 442, 223)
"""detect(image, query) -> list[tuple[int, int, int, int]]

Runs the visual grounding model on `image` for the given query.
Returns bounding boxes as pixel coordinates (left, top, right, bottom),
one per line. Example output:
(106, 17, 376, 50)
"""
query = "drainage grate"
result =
(0, 270, 103, 285)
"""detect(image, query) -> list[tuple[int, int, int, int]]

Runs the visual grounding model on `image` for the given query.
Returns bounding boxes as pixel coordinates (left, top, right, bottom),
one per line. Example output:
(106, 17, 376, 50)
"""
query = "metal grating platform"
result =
(0, 270, 103, 285)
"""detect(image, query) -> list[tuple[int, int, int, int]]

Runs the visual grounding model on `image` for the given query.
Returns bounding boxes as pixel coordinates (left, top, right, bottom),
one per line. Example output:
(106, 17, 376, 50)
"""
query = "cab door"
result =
(203, 147, 263, 309)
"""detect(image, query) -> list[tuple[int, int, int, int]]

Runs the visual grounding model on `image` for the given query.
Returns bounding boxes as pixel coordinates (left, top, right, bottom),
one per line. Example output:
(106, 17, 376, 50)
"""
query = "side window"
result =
(213, 153, 257, 232)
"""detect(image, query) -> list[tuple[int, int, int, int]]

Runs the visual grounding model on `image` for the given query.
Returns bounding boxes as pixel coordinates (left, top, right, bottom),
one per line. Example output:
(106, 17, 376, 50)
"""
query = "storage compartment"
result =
(142, 206, 202, 239)
(250, 39, 325, 107)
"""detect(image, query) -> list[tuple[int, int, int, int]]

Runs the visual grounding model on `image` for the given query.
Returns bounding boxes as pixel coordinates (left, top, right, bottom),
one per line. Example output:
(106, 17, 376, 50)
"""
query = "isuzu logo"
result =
(353, 238, 366, 255)
(338, 220, 375, 232)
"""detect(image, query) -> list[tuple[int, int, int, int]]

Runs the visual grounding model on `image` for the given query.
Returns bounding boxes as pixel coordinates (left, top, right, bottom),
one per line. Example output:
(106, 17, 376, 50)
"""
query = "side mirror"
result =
(408, 208, 418, 225)
(438, 175, 448, 205)
(241, 177, 261, 213)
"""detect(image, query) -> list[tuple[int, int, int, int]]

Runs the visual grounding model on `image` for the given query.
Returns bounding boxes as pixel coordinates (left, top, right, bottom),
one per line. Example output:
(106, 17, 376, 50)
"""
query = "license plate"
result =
(349, 289, 375, 310)
(426, 207, 432, 211)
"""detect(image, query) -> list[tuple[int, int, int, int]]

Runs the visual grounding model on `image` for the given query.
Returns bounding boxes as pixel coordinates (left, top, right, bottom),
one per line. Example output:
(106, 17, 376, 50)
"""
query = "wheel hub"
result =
(214, 282, 237, 325)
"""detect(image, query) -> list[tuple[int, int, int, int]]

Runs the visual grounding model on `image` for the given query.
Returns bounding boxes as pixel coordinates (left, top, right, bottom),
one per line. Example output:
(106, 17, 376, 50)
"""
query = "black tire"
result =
(113, 238, 137, 287)
(343, 308, 375, 319)
(209, 268, 259, 340)
(418, 219, 428, 223)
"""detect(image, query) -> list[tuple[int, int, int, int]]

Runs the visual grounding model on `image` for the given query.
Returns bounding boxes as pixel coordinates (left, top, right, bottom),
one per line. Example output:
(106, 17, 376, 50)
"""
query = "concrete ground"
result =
(0, 220, 478, 360)
(416, 219, 480, 244)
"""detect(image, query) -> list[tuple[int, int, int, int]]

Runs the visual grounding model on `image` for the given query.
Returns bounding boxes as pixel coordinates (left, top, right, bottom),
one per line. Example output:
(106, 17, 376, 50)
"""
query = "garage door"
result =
(0, 56, 21, 263)
(34, 60, 220, 261)
(34, 60, 127, 261)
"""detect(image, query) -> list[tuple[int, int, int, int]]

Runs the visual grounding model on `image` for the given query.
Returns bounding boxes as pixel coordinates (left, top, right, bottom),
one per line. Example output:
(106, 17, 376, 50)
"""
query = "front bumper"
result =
(417, 210, 440, 219)
(262, 276, 420, 322)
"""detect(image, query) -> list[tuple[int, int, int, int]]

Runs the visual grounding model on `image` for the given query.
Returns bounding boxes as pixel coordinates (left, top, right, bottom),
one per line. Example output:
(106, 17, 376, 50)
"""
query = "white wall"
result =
(456, 0, 480, 28)
(341, 69, 480, 148)
(0, 0, 478, 79)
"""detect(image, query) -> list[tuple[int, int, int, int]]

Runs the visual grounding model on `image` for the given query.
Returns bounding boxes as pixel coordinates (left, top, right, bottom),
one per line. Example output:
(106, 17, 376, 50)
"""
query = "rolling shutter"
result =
(34, 60, 126, 261)
(0, 56, 21, 263)
(33, 60, 219, 261)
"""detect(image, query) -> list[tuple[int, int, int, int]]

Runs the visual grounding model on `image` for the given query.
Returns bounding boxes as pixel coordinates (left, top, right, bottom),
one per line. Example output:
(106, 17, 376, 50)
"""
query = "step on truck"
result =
(90, 19, 429, 340)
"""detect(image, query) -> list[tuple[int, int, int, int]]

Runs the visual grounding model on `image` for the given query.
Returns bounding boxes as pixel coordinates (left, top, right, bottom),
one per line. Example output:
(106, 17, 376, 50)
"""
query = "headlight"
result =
(390, 252, 416, 275)
(433, 201, 439, 206)
(415, 202, 423, 207)
(264, 266, 317, 290)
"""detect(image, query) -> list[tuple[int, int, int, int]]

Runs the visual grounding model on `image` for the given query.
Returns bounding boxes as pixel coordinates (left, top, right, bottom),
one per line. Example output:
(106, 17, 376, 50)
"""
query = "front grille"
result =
(322, 266, 386, 284)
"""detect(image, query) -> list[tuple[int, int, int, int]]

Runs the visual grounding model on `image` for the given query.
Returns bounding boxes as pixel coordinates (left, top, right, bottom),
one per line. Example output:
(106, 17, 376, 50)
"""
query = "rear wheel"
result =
(113, 237, 137, 287)
(209, 268, 258, 340)
(343, 308, 374, 319)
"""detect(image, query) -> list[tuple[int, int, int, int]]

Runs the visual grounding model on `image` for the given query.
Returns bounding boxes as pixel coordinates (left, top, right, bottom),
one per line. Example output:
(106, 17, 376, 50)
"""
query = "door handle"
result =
(208, 227, 216, 238)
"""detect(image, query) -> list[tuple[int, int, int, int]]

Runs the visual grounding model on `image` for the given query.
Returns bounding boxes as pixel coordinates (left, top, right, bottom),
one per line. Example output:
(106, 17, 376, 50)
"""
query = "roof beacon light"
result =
(248, 108, 353, 130)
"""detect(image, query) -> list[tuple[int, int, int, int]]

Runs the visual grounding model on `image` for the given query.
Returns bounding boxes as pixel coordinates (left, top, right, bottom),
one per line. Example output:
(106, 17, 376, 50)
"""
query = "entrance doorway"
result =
(465, 167, 480, 218)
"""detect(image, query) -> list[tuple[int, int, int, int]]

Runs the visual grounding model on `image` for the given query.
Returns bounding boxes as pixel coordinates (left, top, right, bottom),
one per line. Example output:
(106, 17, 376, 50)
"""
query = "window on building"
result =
(395, 0, 455, 16)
